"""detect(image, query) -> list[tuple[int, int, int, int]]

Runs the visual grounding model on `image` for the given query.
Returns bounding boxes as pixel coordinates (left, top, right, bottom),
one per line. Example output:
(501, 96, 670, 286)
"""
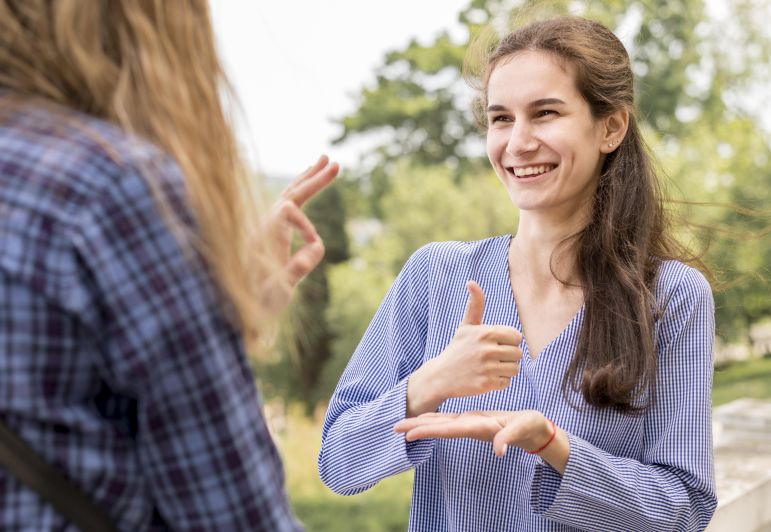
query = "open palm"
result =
(395, 411, 511, 442)
(395, 409, 550, 457)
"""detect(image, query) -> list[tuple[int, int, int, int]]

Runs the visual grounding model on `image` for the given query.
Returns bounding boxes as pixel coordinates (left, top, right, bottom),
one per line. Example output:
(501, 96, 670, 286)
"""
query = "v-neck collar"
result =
(495, 234, 585, 366)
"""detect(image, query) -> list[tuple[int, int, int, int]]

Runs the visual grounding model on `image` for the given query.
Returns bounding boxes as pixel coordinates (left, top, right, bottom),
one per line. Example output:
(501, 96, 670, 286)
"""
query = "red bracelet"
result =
(525, 419, 557, 455)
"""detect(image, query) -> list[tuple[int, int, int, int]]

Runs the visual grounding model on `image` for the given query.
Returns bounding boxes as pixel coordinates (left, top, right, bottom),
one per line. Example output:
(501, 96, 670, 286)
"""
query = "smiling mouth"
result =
(506, 164, 558, 178)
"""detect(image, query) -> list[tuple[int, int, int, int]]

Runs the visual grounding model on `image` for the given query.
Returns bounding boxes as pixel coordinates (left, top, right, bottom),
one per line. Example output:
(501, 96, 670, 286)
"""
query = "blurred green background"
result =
(255, 0, 771, 529)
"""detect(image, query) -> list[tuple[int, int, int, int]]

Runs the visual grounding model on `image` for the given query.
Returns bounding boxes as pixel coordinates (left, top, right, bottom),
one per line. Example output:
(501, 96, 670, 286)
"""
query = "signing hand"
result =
(405, 281, 523, 416)
(394, 410, 567, 472)
(257, 155, 339, 314)
(395, 410, 511, 442)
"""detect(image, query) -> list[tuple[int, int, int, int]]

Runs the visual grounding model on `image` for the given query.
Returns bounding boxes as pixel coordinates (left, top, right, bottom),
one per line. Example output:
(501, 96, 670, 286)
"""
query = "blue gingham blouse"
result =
(0, 101, 301, 531)
(319, 236, 717, 531)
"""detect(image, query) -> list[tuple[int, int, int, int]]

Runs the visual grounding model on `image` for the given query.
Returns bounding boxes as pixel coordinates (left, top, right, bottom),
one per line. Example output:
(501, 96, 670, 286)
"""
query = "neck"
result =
(509, 207, 589, 289)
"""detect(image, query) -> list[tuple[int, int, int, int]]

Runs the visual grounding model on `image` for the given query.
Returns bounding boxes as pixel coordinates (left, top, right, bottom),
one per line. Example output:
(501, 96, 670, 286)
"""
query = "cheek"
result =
(486, 130, 505, 160)
(485, 134, 497, 162)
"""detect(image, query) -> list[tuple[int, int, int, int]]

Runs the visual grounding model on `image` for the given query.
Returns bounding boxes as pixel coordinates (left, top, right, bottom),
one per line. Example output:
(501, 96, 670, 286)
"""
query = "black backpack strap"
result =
(0, 419, 120, 532)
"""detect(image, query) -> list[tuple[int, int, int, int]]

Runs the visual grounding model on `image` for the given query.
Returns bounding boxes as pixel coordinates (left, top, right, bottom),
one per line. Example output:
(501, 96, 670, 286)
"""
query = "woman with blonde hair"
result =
(0, 1, 334, 530)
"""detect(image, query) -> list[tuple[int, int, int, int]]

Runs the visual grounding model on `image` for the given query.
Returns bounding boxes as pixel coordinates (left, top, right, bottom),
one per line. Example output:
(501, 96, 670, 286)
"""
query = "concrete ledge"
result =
(707, 399, 771, 532)
(707, 449, 771, 531)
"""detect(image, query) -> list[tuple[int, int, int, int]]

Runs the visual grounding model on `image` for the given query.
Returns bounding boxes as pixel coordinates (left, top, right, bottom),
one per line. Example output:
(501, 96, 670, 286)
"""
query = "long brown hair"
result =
(469, 16, 705, 413)
(0, 0, 275, 353)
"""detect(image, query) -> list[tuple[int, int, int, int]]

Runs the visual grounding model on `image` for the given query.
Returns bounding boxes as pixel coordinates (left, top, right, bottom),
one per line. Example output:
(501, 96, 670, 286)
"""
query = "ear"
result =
(600, 108, 629, 153)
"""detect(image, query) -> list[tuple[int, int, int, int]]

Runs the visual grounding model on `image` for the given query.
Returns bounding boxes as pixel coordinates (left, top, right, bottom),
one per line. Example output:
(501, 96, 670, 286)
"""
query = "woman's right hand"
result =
(256, 155, 339, 315)
(406, 281, 523, 417)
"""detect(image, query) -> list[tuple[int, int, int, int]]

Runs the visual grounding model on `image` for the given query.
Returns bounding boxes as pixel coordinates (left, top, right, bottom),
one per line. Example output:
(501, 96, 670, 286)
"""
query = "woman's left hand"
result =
(394, 410, 569, 472)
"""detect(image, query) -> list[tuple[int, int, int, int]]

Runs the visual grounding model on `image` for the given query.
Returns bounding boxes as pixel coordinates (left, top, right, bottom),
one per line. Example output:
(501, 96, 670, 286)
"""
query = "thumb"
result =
(461, 280, 485, 325)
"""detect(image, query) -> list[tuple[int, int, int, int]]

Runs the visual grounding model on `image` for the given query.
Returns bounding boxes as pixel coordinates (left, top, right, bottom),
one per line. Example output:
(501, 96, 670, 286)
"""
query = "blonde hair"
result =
(0, 0, 275, 353)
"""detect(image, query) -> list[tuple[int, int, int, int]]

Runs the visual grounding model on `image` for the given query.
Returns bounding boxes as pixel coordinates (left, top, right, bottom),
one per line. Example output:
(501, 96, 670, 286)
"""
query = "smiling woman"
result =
(319, 15, 717, 532)
(485, 54, 617, 217)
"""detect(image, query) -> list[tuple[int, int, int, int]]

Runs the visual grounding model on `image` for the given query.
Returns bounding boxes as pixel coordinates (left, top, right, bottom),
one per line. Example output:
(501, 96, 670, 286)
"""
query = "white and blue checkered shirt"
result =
(320, 236, 716, 531)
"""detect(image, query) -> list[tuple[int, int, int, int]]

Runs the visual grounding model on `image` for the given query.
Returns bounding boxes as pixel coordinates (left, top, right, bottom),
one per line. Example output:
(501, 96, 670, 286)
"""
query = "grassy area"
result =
(713, 355, 771, 406)
(272, 357, 771, 531)
(276, 407, 412, 531)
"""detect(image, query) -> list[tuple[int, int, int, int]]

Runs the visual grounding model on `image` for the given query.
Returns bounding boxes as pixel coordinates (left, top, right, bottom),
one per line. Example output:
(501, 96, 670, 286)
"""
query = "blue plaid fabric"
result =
(0, 100, 301, 531)
(320, 236, 717, 531)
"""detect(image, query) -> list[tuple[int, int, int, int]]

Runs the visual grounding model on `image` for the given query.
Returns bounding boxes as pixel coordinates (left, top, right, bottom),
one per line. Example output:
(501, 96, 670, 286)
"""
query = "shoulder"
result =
(406, 235, 510, 273)
(654, 260, 714, 325)
(655, 260, 713, 305)
(0, 101, 190, 314)
(388, 236, 509, 299)
(0, 100, 183, 226)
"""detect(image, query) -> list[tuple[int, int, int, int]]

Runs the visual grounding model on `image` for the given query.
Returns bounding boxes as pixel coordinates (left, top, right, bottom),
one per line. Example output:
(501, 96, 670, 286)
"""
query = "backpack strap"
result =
(0, 419, 119, 532)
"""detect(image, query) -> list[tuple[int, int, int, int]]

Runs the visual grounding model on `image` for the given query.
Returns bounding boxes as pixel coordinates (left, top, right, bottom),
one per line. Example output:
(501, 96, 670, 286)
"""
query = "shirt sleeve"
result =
(318, 245, 436, 495)
(73, 155, 302, 531)
(531, 266, 717, 531)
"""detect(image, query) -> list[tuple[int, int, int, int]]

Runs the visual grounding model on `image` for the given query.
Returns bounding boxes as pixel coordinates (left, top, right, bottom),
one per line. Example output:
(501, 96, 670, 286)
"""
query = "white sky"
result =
(210, 0, 470, 178)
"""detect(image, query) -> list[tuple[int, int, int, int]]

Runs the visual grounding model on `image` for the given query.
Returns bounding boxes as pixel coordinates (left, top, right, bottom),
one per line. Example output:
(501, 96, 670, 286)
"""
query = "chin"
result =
(505, 190, 550, 212)
(514, 202, 551, 213)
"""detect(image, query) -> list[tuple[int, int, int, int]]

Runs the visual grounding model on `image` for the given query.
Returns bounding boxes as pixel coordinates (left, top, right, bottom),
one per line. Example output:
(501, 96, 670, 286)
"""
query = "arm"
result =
(531, 267, 717, 532)
(395, 266, 717, 531)
(75, 156, 301, 531)
(318, 245, 435, 495)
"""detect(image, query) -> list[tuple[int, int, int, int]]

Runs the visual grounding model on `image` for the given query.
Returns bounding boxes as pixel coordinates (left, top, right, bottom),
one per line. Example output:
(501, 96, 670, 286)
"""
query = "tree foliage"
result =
(265, 0, 771, 410)
(332, 0, 771, 341)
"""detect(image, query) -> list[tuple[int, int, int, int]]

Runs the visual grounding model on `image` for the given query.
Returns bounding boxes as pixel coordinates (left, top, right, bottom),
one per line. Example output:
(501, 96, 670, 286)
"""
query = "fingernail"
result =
(501, 444, 508, 456)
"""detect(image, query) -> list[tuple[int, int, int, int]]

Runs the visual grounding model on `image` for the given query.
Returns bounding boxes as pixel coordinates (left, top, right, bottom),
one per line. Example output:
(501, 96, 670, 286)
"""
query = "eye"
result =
(489, 115, 512, 124)
(535, 109, 556, 118)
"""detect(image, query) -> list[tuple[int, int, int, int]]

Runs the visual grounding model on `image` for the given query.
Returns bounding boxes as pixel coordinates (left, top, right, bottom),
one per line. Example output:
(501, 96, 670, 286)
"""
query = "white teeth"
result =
(512, 164, 555, 177)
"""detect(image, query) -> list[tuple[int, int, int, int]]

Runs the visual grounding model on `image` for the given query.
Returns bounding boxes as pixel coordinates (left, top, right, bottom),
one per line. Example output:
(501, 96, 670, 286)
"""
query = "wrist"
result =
(535, 422, 570, 475)
(406, 361, 444, 417)
(524, 418, 556, 455)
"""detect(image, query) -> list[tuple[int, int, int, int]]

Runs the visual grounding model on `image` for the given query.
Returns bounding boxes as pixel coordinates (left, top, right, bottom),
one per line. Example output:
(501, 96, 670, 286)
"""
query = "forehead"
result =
(486, 50, 581, 105)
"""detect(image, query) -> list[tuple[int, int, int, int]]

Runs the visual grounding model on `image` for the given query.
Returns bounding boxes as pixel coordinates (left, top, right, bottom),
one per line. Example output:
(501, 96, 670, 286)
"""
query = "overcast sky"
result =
(210, 0, 470, 178)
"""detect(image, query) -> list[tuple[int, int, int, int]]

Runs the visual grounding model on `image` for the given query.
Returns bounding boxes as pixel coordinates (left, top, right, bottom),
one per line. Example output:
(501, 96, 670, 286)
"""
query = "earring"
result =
(608, 142, 614, 147)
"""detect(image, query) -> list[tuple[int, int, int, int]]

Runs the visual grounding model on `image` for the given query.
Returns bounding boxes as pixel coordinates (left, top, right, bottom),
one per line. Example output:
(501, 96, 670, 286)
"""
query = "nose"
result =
(505, 121, 539, 156)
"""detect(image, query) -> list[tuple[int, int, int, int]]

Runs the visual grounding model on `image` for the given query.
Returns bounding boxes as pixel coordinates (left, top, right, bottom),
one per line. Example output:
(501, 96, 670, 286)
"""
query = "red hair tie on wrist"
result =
(525, 419, 557, 455)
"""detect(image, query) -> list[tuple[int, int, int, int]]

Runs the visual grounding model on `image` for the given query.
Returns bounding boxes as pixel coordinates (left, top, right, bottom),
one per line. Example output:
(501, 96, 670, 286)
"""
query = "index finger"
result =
(482, 325, 523, 346)
(287, 155, 328, 188)
(394, 413, 459, 433)
(404, 422, 467, 442)
(283, 159, 339, 207)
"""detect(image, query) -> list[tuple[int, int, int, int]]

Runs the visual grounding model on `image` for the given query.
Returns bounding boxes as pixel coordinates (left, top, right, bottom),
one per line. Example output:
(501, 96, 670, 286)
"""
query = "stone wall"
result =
(708, 399, 771, 532)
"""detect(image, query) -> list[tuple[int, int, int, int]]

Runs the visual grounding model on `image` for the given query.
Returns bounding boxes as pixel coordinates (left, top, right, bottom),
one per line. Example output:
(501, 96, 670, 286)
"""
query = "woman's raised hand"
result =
(257, 155, 339, 314)
(405, 281, 523, 416)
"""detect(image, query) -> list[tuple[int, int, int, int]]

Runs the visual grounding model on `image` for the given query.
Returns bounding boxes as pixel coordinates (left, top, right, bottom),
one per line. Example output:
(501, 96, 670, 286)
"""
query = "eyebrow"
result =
(485, 98, 567, 112)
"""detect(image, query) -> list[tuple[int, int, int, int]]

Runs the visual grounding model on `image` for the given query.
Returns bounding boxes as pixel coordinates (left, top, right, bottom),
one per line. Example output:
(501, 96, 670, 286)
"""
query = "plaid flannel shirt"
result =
(0, 99, 301, 531)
